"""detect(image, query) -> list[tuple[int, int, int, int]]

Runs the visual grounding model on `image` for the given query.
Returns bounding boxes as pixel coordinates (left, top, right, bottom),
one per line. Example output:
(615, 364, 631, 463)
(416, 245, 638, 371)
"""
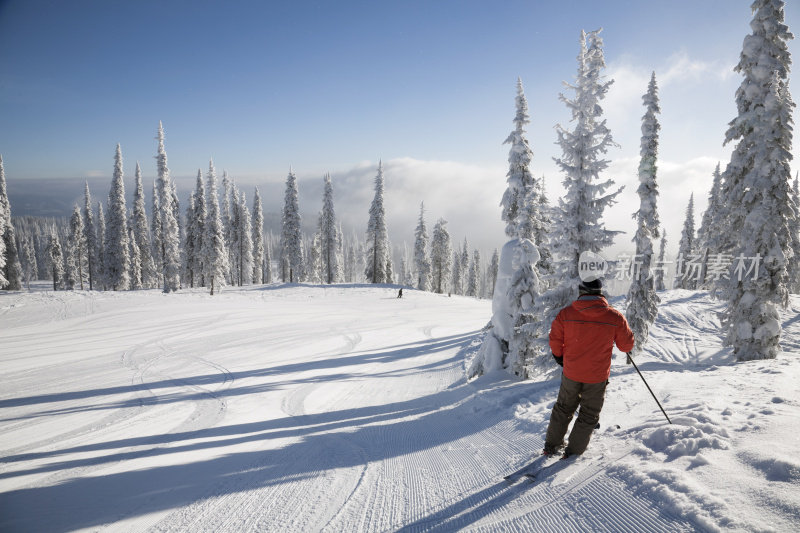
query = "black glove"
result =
(552, 353, 563, 367)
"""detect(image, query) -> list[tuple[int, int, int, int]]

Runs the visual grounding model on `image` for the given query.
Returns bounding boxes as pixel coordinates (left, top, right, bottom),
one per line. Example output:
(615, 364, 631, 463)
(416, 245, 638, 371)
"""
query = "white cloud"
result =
(316, 158, 508, 256)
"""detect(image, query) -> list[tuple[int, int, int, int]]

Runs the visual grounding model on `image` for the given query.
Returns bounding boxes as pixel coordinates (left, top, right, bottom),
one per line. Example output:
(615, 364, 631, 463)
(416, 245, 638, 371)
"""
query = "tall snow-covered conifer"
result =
(655, 230, 667, 291)
(263, 236, 273, 284)
(150, 180, 163, 287)
(132, 162, 156, 288)
(488, 248, 499, 296)
(626, 73, 662, 355)
(430, 218, 452, 294)
(96, 203, 107, 290)
(790, 175, 800, 292)
(104, 144, 131, 291)
(696, 163, 724, 288)
(155, 122, 181, 292)
(722, 0, 795, 361)
(501, 78, 536, 239)
(676, 194, 697, 290)
(522, 29, 622, 372)
(203, 160, 229, 295)
(281, 168, 304, 283)
(414, 202, 431, 291)
(0, 159, 7, 289)
(0, 155, 23, 289)
(365, 161, 389, 283)
(252, 188, 265, 284)
(47, 232, 65, 291)
(82, 182, 96, 290)
(184, 191, 198, 287)
(320, 173, 342, 284)
(190, 170, 207, 286)
(551, 29, 622, 283)
(237, 190, 254, 286)
(69, 204, 87, 290)
(129, 226, 142, 290)
(468, 249, 480, 297)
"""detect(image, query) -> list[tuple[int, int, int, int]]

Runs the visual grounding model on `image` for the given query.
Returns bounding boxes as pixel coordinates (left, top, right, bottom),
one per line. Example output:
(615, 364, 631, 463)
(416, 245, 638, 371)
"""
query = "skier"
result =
(543, 278, 635, 458)
(397, 288, 403, 298)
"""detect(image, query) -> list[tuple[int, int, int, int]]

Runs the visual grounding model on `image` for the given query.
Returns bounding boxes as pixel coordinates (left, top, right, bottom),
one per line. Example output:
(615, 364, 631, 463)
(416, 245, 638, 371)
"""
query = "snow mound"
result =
(738, 451, 800, 483)
(627, 404, 732, 460)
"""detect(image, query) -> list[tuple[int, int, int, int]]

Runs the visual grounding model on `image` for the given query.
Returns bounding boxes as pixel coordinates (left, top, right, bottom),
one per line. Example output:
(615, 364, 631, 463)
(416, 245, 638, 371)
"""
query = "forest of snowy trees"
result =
(1, 131, 500, 300)
(0, 1, 796, 370)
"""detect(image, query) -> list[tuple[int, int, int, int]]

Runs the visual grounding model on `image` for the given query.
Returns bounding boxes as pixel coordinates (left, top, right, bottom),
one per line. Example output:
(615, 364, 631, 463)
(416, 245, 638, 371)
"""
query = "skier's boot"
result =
(542, 442, 564, 456)
(561, 448, 579, 460)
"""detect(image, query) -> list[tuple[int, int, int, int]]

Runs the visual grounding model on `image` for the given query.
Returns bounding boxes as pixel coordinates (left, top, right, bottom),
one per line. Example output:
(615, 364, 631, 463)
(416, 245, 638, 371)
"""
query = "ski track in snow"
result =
(1, 285, 799, 532)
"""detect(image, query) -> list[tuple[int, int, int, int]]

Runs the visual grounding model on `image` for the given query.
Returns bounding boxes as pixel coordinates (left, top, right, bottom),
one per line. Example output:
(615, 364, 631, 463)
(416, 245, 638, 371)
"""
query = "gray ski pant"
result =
(544, 374, 608, 455)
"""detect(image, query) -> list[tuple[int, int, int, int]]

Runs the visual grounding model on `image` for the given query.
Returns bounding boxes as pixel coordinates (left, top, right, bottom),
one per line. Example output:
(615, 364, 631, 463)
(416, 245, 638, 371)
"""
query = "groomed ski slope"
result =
(1, 284, 799, 532)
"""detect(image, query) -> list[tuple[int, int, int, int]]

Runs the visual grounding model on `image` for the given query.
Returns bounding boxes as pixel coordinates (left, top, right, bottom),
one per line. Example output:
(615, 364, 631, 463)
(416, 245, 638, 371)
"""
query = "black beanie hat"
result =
(579, 278, 603, 295)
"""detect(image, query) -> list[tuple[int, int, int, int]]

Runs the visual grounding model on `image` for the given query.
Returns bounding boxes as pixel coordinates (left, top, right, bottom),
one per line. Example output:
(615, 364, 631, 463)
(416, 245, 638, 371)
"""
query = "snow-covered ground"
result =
(1, 284, 798, 532)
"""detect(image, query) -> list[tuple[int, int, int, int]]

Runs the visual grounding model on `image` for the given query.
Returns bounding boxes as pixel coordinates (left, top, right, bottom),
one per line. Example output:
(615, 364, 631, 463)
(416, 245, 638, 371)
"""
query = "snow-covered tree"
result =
(150, 180, 163, 287)
(203, 159, 229, 295)
(365, 161, 390, 284)
(413, 202, 431, 291)
(460, 238, 470, 294)
(68, 204, 87, 290)
(451, 249, 462, 295)
(430, 218, 452, 294)
(626, 72, 662, 356)
(0, 163, 6, 289)
(184, 170, 206, 287)
(488, 248, 499, 296)
(263, 236, 273, 284)
(533, 177, 555, 284)
(467, 249, 481, 297)
(470, 238, 542, 378)
(252, 187, 265, 284)
(385, 239, 395, 284)
(47, 232, 65, 291)
(655, 230, 667, 291)
(676, 194, 697, 290)
(132, 162, 156, 288)
(319, 173, 342, 284)
(222, 170, 234, 283)
(307, 222, 323, 284)
(501, 78, 537, 240)
(722, 0, 795, 361)
(236, 190, 254, 286)
(22, 237, 37, 289)
(509, 29, 622, 374)
(183, 191, 198, 287)
(104, 144, 130, 291)
(128, 226, 142, 290)
(551, 29, 622, 283)
(281, 168, 304, 283)
(0, 155, 23, 290)
(155, 122, 181, 292)
(790, 175, 800, 292)
(82, 182, 97, 290)
(696, 164, 724, 288)
(95, 202, 107, 290)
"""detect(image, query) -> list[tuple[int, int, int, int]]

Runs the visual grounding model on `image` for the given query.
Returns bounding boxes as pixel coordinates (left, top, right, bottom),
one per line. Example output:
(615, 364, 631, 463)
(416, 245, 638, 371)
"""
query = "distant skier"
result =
(397, 288, 403, 298)
(543, 278, 635, 458)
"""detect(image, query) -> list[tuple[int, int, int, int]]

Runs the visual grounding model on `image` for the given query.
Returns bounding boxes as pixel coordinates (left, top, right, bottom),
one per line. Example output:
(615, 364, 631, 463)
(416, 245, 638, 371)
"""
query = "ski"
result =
(522, 453, 576, 481)
(503, 453, 558, 482)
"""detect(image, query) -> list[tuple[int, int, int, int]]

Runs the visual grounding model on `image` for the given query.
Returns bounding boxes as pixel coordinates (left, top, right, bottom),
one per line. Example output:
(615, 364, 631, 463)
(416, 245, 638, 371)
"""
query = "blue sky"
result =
(1, 0, 799, 258)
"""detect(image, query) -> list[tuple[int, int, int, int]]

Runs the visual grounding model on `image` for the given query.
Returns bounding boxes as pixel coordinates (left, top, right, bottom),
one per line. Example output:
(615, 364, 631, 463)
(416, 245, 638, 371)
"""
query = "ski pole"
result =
(627, 353, 672, 424)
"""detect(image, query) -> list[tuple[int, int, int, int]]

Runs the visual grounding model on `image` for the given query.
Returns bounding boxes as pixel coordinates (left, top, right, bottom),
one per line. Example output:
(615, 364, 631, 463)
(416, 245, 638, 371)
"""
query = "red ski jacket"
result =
(549, 296, 635, 384)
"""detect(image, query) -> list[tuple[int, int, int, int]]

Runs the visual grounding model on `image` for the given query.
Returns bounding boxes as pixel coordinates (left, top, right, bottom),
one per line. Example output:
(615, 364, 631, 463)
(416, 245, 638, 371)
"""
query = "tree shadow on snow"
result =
(0, 329, 541, 532)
